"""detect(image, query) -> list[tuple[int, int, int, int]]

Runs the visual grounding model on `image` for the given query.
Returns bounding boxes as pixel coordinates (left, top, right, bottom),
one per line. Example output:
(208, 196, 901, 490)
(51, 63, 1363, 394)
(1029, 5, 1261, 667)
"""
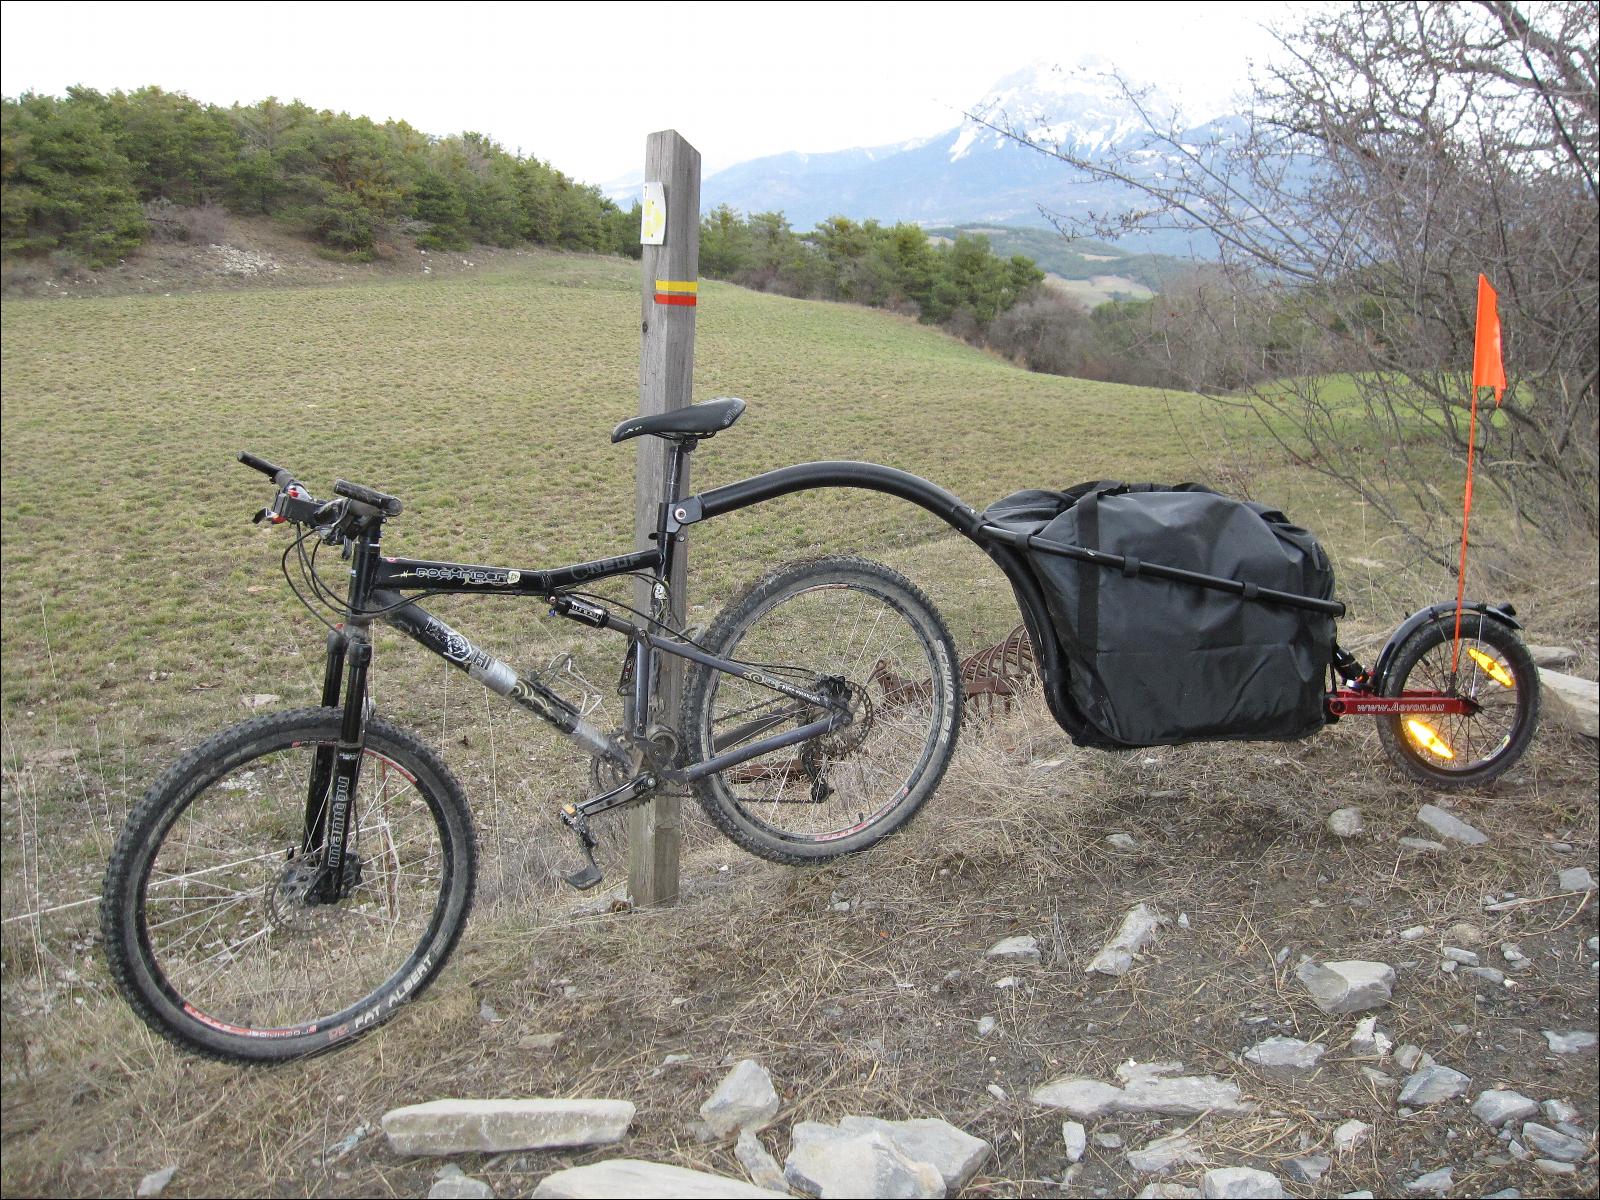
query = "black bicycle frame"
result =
(305, 449, 872, 896)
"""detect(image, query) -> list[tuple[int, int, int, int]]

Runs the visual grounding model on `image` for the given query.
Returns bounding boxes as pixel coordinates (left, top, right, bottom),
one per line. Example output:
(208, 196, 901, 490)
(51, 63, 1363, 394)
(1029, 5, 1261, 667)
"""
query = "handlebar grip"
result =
(239, 451, 294, 487)
(333, 479, 403, 516)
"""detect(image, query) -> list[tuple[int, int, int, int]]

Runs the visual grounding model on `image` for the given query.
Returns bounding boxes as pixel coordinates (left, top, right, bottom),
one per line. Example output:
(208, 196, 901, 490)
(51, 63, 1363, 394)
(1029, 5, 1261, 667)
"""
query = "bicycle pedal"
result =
(564, 861, 604, 891)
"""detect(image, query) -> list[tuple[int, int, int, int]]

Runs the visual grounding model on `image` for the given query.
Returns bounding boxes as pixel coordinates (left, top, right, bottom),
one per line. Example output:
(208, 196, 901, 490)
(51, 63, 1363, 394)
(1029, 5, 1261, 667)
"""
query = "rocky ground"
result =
(28, 686, 1593, 1200)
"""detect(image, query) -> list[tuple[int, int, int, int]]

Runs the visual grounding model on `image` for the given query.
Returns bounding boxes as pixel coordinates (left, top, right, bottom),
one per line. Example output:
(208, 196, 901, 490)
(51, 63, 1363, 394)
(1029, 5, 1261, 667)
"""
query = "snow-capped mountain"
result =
(675, 60, 1237, 251)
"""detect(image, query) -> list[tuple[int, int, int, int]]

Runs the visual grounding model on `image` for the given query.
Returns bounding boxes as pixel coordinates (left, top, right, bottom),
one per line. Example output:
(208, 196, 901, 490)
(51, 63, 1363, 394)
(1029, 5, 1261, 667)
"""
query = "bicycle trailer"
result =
(980, 481, 1341, 750)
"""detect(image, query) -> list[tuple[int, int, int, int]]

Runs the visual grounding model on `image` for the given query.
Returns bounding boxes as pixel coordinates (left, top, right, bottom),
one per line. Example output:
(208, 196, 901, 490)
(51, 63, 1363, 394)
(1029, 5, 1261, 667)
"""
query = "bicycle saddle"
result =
(611, 397, 746, 444)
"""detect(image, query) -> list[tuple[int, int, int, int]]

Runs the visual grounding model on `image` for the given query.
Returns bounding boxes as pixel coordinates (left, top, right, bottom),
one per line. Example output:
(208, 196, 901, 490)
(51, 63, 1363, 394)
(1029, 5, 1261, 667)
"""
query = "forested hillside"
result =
(0, 87, 640, 263)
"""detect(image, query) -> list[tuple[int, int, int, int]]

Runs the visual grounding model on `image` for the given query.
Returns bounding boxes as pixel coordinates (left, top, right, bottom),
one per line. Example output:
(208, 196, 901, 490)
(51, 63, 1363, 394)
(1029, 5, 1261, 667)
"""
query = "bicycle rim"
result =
(136, 738, 452, 1039)
(1394, 634, 1526, 773)
(704, 580, 949, 842)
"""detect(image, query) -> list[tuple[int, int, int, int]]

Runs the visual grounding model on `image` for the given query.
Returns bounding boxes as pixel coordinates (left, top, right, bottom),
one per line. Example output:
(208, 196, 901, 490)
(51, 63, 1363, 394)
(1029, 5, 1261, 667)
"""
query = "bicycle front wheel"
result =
(682, 557, 961, 864)
(101, 708, 476, 1063)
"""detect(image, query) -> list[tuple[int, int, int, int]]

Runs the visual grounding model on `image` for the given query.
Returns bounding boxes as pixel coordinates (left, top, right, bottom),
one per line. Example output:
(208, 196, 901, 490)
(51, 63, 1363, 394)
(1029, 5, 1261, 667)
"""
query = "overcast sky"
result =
(1, 1, 1289, 185)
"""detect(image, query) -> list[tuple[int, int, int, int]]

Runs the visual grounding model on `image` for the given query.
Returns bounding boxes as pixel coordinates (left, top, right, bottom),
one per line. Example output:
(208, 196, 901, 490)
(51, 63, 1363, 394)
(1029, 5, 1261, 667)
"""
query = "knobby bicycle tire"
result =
(102, 707, 476, 1063)
(681, 556, 961, 864)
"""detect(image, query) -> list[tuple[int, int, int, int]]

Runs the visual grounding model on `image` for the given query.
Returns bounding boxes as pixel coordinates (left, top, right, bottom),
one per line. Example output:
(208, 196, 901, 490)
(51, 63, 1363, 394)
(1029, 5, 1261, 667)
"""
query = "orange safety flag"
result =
(1472, 273, 1506, 405)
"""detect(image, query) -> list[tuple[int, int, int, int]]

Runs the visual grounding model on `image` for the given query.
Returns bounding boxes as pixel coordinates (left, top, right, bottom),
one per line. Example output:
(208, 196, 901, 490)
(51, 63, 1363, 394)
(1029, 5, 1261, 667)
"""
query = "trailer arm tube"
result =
(692, 461, 983, 536)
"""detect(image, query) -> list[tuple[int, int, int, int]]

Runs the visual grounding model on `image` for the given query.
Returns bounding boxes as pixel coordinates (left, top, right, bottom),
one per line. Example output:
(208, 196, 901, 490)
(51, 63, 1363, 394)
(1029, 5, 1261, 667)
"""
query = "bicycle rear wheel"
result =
(681, 556, 961, 864)
(101, 708, 476, 1063)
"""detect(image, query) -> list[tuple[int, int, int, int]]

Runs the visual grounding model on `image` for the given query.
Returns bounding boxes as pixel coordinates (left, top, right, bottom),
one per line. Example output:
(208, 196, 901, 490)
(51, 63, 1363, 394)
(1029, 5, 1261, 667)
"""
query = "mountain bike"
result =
(100, 398, 962, 1062)
(102, 397, 1537, 1063)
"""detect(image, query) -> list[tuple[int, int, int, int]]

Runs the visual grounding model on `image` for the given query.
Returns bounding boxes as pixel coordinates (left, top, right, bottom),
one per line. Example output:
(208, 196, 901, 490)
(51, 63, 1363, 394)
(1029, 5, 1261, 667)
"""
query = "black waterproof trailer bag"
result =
(982, 482, 1342, 750)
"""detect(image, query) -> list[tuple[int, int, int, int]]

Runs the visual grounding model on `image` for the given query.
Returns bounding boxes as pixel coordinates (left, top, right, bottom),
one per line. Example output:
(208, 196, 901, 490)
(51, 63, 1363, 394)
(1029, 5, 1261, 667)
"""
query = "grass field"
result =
(2, 248, 1595, 1198)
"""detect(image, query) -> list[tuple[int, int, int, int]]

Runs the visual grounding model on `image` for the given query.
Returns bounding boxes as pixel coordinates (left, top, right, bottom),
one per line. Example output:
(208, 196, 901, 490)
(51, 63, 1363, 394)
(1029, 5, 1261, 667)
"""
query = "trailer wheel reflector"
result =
(1405, 719, 1455, 760)
(1466, 647, 1515, 688)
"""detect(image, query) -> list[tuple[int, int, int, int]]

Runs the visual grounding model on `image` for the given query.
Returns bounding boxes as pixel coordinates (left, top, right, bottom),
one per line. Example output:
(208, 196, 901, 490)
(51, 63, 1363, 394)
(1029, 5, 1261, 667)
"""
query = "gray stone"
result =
(1442, 946, 1479, 964)
(1526, 644, 1578, 668)
(736, 1129, 787, 1193)
(986, 934, 1040, 963)
(1394, 1044, 1432, 1072)
(835, 1115, 991, 1193)
(1399, 925, 1428, 940)
(1533, 1158, 1578, 1176)
(532, 1159, 787, 1198)
(1116, 1061, 1187, 1083)
(1416, 803, 1489, 845)
(1328, 807, 1365, 837)
(1093, 1131, 1123, 1148)
(1520, 1122, 1587, 1162)
(382, 1099, 634, 1155)
(700, 1060, 781, 1136)
(430, 1177, 495, 1200)
(1360, 1066, 1397, 1089)
(1136, 1186, 1202, 1199)
(1243, 1035, 1326, 1077)
(1339, 1193, 1376, 1199)
(1118, 1074, 1253, 1116)
(1108, 832, 1139, 850)
(1349, 1016, 1393, 1056)
(1444, 921, 1485, 945)
(1557, 866, 1595, 891)
(1029, 1077, 1123, 1117)
(976, 1015, 998, 1037)
(1405, 1166, 1453, 1195)
(1539, 669, 1599, 738)
(1399, 837, 1446, 853)
(1398, 1065, 1471, 1106)
(1086, 903, 1167, 976)
(1542, 1029, 1598, 1054)
(1283, 1154, 1330, 1183)
(1464, 966, 1507, 984)
(136, 1166, 177, 1198)
(1199, 1166, 1286, 1198)
(1296, 960, 1396, 1013)
(1332, 1119, 1372, 1153)
(1542, 1098, 1579, 1125)
(1127, 1134, 1205, 1173)
(1482, 1189, 1522, 1199)
(783, 1126, 943, 1199)
(1030, 1069, 1253, 1117)
(1062, 1121, 1087, 1163)
(1471, 1089, 1539, 1127)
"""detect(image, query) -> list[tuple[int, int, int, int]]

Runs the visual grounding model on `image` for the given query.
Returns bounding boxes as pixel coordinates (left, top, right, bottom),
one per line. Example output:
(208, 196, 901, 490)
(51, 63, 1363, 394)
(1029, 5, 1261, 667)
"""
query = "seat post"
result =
(655, 439, 695, 559)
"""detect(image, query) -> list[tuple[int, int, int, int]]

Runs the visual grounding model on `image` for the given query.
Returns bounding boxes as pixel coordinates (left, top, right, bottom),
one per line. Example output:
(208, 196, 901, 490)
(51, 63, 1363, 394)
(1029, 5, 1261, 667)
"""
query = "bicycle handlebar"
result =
(334, 479, 403, 516)
(238, 450, 294, 488)
(239, 451, 403, 526)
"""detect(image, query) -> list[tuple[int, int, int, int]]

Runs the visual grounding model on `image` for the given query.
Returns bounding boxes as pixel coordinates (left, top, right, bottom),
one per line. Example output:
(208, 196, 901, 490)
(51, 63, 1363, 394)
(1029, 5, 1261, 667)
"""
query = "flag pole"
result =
(1453, 273, 1507, 677)
(1449, 388, 1482, 677)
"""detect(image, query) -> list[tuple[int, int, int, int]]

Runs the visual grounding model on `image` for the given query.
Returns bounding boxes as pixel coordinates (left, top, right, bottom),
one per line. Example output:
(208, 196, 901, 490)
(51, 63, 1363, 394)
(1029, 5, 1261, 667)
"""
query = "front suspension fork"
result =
(303, 624, 370, 902)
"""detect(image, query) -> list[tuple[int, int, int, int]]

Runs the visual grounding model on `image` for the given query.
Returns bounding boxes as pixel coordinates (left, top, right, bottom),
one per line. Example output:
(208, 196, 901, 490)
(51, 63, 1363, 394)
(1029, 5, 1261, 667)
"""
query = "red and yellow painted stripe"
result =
(654, 279, 698, 307)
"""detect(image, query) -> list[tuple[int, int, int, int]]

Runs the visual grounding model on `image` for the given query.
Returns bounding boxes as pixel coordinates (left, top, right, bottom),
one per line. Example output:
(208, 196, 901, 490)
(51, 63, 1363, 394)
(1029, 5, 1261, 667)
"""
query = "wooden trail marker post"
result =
(629, 130, 700, 907)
